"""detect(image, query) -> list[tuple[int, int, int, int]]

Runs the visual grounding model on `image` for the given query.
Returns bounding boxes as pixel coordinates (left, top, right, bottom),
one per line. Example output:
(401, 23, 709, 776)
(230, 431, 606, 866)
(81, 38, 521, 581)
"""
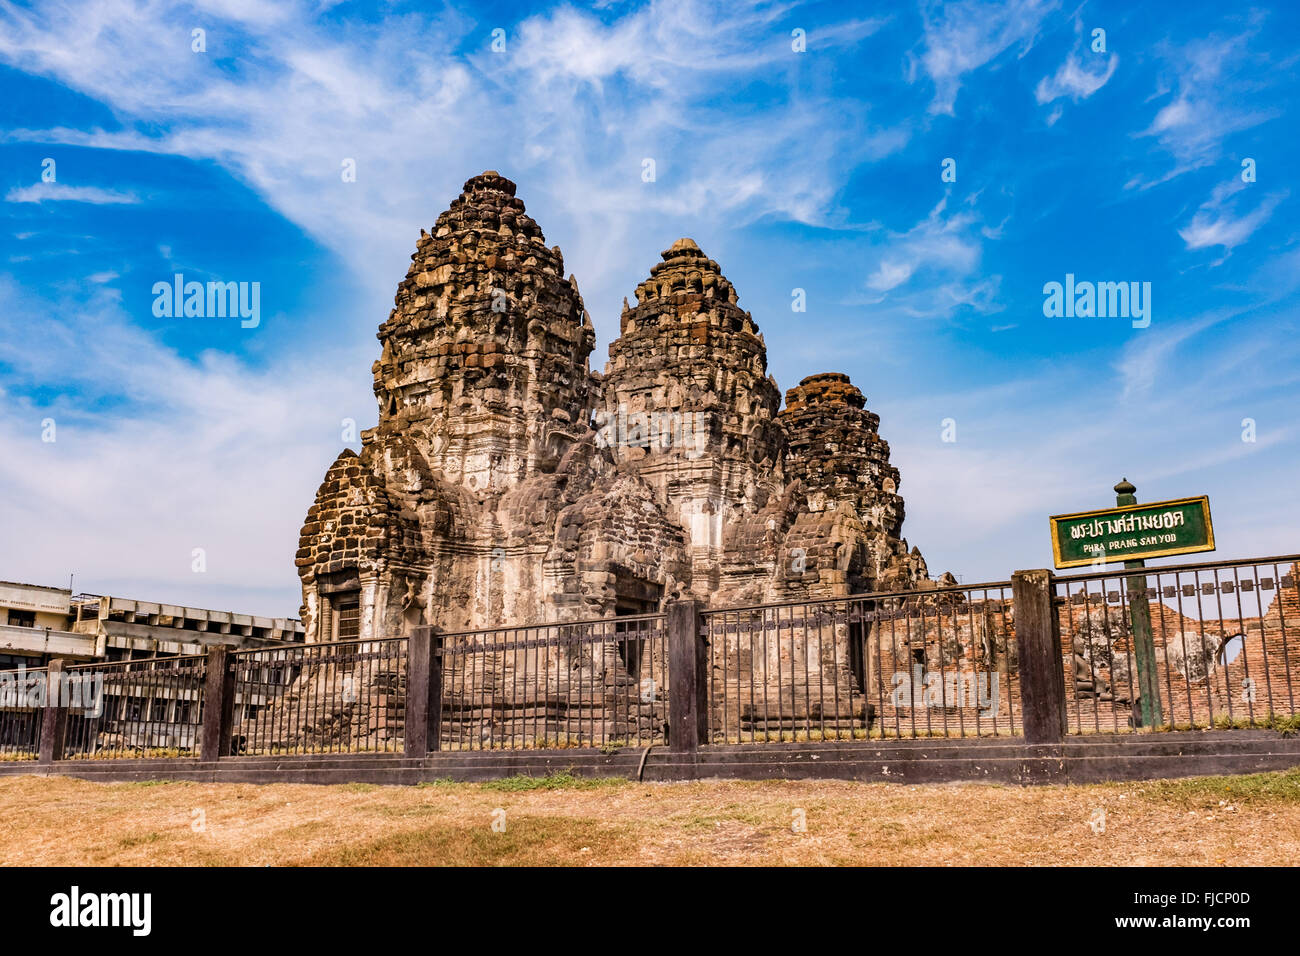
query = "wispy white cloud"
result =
(866, 259, 915, 292)
(889, 317, 1300, 578)
(1115, 313, 1222, 401)
(5, 182, 139, 204)
(1133, 22, 1282, 184)
(1178, 188, 1286, 256)
(914, 0, 1057, 115)
(858, 197, 1000, 315)
(1035, 52, 1117, 105)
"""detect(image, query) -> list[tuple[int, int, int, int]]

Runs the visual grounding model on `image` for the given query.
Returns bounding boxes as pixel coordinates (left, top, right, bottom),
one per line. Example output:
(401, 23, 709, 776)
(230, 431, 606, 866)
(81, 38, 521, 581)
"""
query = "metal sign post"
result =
(1113, 479, 1162, 729)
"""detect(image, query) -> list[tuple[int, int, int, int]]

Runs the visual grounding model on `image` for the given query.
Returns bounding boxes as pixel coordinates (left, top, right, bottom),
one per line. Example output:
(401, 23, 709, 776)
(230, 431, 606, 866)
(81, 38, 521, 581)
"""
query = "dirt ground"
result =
(2, 769, 1297, 866)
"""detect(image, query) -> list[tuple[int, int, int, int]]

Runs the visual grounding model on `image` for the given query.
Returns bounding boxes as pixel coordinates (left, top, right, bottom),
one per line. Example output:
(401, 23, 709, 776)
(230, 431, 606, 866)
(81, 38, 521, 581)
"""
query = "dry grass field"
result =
(2, 769, 1298, 866)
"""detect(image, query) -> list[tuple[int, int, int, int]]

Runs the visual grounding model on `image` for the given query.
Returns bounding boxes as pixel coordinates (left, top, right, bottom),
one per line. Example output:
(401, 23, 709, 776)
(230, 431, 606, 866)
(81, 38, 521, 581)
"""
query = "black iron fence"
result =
(0, 666, 46, 760)
(230, 637, 408, 755)
(702, 581, 1020, 742)
(61, 656, 207, 759)
(432, 614, 668, 750)
(14, 553, 1300, 765)
(1055, 554, 1300, 734)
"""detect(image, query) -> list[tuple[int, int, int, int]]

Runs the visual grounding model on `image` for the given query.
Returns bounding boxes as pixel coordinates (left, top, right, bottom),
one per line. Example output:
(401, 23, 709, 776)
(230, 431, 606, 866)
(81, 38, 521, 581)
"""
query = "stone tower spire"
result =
(777, 372, 924, 592)
(371, 171, 596, 499)
(600, 238, 784, 594)
(779, 373, 904, 536)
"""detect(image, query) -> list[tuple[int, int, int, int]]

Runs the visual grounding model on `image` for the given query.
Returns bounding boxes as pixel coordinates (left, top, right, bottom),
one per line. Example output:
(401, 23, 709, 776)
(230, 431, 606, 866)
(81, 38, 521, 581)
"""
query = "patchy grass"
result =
(116, 831, 165, 849)
(113, 779, 185, 788)
(1212, 713, 1300, 735)
(1141, 767, 1300, 808)
(478, 771, 629, 792)
(1, 769, 1298, 866)
(293, 816, 634, 866)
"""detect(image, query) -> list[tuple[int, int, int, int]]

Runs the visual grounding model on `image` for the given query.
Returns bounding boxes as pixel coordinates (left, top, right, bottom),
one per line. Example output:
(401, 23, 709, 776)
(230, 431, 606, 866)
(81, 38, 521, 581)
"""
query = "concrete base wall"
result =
(4, 731, 1298, 787)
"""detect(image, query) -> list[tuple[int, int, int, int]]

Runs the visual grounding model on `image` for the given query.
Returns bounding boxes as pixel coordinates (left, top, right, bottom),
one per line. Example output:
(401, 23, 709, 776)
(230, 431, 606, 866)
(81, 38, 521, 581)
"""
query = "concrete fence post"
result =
(405, 628, 443, 757)
(666, 600, 708, 753)
(200, 646, 236, 761)
(1011, 569, 1068, 744)
(38, 658, 68, 764)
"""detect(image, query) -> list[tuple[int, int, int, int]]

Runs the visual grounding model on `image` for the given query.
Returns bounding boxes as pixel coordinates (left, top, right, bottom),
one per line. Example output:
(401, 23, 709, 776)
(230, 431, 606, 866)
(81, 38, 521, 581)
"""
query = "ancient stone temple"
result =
(295, 170, 935, 643)
(282, 171, 945, 747)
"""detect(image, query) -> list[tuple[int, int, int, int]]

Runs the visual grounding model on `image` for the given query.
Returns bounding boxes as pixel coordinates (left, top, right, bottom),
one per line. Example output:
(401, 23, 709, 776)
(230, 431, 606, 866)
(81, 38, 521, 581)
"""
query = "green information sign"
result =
(1050, 496, 1215, 569)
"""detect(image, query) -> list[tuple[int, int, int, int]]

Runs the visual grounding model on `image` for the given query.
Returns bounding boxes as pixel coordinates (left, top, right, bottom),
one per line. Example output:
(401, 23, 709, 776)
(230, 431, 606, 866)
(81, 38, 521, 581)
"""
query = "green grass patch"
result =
(1209, 712, 1300, 734)
(679, 814, 720, 831)
(110, 779, 182, 788)
(479, 771, 628, 792)
(116, 831, 166, 849)
(372, 804, 448, 819)
(1141, 767, 1300, 808)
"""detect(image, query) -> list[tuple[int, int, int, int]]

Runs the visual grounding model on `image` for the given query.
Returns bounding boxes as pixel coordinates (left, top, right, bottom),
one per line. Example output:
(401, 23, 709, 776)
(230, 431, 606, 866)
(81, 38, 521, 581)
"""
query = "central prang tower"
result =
(372, 170, 596, 498)
(600, 238, 784, 594)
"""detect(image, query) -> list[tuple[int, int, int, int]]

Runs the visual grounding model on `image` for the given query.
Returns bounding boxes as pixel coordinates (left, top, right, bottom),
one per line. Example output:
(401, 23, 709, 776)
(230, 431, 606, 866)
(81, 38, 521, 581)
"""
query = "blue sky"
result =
(1, 0, 1297, 616)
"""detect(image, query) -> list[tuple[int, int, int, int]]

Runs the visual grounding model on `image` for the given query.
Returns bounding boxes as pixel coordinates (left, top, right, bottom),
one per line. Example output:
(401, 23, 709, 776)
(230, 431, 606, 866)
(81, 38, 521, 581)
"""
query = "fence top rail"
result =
(63, 654, 207, 672)
(0, 665, 50, 677)
(699, 579, 1016, 617)
(417, 611, 666, 641)
(1053, 552, 1300, 586)
(439, 623, 665, 656)
(229, 635, 408, 658)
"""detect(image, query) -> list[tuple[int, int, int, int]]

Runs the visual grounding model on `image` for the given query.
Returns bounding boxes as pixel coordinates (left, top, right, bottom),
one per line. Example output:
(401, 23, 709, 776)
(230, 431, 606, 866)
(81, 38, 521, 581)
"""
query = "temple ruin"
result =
(295, 170, 937, 642)
(279, 170, 945, 748)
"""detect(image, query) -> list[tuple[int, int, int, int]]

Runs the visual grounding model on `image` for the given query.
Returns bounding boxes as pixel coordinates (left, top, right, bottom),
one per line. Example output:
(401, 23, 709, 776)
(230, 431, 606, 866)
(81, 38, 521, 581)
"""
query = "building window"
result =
(175, 700, 193, 724)
(245, 704, 260, 720)
(6, 610, 35, 628)
(151, 699, 167, 722)
(0, 653, 40, 671)
(335, 599, 361, 641)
